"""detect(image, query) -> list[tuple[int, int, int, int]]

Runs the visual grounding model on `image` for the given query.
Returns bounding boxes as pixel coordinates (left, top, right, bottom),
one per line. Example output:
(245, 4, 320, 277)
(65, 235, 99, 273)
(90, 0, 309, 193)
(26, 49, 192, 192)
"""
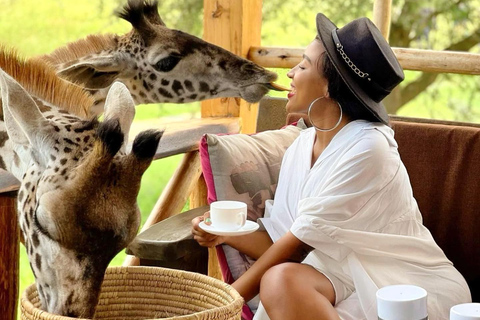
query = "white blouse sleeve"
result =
(290, 132, 401, 261)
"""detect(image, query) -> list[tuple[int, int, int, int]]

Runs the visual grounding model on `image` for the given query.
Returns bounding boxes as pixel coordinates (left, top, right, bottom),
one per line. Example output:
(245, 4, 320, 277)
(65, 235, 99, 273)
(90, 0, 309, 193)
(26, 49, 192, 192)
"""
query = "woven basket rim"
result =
(21, 266, 244, 320)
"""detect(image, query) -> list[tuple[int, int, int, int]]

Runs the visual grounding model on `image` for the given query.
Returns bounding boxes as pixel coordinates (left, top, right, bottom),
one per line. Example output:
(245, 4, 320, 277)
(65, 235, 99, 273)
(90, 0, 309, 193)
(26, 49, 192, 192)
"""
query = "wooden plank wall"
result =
(0, 170, 20, 320)
(201, 0, 263, 134)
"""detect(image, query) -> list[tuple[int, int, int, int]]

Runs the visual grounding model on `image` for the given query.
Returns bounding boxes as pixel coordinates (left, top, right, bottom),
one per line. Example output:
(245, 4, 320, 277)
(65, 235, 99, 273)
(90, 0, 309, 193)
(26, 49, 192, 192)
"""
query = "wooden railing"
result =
(248, 46, 480, 75)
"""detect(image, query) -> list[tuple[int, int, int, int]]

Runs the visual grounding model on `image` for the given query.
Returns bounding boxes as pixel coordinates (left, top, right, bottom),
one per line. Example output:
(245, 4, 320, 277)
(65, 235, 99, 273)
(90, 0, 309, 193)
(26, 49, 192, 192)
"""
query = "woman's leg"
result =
(259, 262, 340, 320)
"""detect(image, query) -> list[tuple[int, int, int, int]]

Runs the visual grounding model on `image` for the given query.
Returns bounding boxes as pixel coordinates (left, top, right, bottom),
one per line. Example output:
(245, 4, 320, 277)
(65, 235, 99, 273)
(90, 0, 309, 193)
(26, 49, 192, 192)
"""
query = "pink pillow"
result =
(198, 121, 306, 318)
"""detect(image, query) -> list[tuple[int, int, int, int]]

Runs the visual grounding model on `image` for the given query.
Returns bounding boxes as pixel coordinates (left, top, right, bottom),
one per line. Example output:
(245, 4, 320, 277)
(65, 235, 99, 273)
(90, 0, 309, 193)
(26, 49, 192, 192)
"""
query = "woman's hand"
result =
(191, 211, 226, 247)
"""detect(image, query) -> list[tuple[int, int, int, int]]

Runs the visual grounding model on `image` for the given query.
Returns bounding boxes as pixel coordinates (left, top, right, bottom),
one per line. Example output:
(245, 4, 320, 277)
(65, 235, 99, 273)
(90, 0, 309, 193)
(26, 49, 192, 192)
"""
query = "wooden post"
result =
(0, 187, 19, 320)
(189, 175, 208, 208)
(202, 0, 263, 134)
(373, 0, 392, 41)
(198, 0, 263, 278)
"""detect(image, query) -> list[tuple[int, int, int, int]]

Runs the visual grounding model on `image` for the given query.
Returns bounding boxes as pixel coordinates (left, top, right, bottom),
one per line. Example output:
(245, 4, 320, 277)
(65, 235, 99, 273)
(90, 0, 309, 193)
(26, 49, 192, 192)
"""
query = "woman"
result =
(192, 13, 471, 320)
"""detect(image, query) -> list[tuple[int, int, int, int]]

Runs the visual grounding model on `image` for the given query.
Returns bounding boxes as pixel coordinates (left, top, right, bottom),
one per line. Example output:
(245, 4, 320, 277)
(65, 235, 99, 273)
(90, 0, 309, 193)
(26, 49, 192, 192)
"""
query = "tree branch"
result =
(386, 25, 480, 114)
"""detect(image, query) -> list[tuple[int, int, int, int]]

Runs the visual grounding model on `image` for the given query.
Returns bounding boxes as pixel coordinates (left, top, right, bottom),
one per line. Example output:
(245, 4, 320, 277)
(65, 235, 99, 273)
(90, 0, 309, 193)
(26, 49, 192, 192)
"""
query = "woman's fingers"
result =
(203, 211, 212, 225)
(192, 230, 219, 247)
(191, 211, 220, 247)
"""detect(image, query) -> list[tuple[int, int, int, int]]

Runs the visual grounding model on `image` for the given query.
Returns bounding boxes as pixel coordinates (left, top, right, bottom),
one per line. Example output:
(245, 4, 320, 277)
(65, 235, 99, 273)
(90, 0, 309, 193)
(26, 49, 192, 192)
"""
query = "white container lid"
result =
(450, 303, 480, 320)
(377, 284, 428, 320)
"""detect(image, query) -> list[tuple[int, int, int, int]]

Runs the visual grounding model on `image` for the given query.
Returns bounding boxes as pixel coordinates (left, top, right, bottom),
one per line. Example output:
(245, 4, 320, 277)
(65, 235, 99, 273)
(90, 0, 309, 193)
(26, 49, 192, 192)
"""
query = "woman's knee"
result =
(260, 263, 302, 301)
(260, 262, 336, 307)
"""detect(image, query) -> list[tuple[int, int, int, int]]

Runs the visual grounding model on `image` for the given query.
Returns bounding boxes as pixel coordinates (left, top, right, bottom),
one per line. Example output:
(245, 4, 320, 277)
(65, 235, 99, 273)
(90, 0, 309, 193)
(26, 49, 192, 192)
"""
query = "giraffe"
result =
(36, 0, 284, 116)
(0, 49, 163, 317)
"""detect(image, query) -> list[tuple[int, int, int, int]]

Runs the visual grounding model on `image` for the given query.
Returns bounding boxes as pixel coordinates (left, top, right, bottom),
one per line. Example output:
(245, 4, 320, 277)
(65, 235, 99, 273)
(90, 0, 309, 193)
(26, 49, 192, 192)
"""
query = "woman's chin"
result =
(286, 101, 303, 114)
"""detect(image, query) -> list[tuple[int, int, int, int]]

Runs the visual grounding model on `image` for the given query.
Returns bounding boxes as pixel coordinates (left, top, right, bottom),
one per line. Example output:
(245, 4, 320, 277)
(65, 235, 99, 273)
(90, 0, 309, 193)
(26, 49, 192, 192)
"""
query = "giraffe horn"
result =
(117, 0, 164, 45)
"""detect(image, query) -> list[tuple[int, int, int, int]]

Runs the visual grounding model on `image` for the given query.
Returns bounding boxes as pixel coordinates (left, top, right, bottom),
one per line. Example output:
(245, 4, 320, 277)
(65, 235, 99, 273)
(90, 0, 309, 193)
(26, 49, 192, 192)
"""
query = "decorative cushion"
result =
(199, 120, 306, 318)
(199, 120, 306, 222)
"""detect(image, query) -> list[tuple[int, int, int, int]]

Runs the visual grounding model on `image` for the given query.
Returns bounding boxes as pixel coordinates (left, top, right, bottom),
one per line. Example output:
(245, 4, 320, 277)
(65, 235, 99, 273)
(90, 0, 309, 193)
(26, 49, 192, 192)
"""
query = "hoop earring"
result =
(307, 97, 343, 132)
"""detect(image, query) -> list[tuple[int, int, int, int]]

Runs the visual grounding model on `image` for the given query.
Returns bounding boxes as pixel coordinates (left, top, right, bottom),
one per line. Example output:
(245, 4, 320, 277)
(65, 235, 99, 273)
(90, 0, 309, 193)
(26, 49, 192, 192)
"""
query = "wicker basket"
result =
(21, 266, 243, 320)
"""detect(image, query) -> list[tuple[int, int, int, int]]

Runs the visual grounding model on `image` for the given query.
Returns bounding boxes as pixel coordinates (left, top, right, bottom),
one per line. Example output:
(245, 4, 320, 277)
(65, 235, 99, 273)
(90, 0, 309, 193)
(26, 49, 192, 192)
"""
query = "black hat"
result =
(316, 13, 404, 124)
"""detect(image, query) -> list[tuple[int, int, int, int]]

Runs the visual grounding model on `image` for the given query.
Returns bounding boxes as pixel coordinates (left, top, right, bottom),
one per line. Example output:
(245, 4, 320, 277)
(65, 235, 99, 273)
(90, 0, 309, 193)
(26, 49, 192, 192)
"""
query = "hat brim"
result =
(316, 13, 389, 124)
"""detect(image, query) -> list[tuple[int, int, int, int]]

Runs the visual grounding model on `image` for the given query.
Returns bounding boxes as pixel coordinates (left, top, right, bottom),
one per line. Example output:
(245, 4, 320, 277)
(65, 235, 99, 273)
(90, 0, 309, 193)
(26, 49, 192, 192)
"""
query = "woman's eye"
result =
(153, 55, 181, 72)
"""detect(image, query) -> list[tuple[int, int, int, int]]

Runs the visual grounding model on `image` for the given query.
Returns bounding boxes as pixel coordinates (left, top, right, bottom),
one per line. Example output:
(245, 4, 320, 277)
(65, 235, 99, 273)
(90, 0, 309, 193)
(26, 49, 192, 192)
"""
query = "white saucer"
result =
(199, 220, 259, 236)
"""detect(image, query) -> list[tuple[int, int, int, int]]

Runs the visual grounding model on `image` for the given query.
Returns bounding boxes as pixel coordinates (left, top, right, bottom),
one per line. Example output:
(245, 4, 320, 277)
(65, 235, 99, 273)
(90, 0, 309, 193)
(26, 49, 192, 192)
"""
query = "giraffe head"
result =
(0, 69, 162, 317)
(39, 0, 282, 114)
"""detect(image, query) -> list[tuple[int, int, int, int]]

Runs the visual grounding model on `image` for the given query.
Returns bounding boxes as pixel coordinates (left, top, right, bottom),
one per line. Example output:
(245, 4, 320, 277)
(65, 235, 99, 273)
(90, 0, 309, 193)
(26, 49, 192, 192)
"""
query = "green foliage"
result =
(0, 0, 130, 56)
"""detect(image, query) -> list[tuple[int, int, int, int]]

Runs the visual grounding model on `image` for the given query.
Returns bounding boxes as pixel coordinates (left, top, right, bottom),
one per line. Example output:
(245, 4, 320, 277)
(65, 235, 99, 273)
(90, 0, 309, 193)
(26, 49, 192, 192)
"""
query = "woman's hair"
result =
(316, 43, 380, 123)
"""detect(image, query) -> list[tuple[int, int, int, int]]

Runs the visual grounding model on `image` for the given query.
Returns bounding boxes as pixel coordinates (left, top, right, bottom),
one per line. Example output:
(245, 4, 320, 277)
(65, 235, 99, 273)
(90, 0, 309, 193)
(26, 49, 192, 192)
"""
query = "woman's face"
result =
(286, 40, 329, 114)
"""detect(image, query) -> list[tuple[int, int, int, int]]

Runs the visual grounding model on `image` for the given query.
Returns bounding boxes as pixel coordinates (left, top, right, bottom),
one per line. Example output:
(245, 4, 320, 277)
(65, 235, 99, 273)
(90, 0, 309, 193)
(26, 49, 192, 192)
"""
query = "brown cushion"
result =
(392, 119, 480, 300)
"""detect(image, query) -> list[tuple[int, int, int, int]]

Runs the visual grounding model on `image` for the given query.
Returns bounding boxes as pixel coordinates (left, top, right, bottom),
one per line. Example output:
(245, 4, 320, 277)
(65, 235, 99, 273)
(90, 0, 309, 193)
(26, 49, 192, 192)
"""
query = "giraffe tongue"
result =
(266, 83, 291, 92)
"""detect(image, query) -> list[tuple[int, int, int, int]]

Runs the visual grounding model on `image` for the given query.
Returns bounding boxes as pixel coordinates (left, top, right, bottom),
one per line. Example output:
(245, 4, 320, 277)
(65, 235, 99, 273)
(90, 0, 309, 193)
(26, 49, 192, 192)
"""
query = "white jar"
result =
(377, 284, 428, 320)
(450, 303, 480, 320)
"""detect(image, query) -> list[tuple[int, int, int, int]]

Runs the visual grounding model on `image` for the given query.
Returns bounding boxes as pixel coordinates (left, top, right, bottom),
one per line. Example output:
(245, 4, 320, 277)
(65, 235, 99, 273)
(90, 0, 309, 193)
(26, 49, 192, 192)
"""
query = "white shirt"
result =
(259, 120, 470, 320)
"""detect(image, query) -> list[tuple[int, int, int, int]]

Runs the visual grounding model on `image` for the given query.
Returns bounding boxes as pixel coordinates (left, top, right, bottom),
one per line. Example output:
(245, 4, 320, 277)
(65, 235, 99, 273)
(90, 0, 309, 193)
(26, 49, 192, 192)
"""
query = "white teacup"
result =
(450, 303, 480, 320)
(377, 284, 428, 320)
(210, 200, 247, 231)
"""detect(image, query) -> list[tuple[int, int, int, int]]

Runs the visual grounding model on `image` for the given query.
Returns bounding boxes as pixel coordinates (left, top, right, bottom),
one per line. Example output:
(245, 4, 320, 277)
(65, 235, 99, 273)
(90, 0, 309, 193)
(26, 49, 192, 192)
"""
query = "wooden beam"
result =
(0, 191, 19, 320)
(202, 0, 262, 134)
(124, 151, 203, 266)
(0, 169, 20, 193)
(126, 206, 210, 275)
(126, 206, 207, 260)
(189, 175, 208, 209)
(248, 46, 480, 75)
(127, 117, 241, 160)
(393, 48, 480, 74)
(373, 0, 392, 41)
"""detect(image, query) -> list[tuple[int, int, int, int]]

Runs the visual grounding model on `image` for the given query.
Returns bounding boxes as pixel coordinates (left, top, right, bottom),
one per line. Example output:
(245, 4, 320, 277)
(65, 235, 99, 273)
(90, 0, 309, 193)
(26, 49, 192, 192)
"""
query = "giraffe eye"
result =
(153, 55, 181, 72)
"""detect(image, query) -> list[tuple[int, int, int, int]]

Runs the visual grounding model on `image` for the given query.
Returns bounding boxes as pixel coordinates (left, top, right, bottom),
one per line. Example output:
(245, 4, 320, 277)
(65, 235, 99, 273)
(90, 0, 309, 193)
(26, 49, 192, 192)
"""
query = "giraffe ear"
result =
(57, 55, 129, 90)
(103, 82, 136, 153)
(0, 69, 46, 146)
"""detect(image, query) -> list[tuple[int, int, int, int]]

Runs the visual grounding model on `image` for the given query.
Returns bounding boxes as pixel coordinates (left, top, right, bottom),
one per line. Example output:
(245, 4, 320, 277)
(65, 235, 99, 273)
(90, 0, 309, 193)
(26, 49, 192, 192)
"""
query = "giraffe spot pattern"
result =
(172, 80, 184, 96)
(31, 232, 40, 248)
(158, 87, 173, 98)
(184, 80, 194, 92)
(35, 253, 42, 271)
(63, 138, 78, 146)
(199, 81, 209, 92)
(0, 131, 9, 147)
(142, 80, 151, 91)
